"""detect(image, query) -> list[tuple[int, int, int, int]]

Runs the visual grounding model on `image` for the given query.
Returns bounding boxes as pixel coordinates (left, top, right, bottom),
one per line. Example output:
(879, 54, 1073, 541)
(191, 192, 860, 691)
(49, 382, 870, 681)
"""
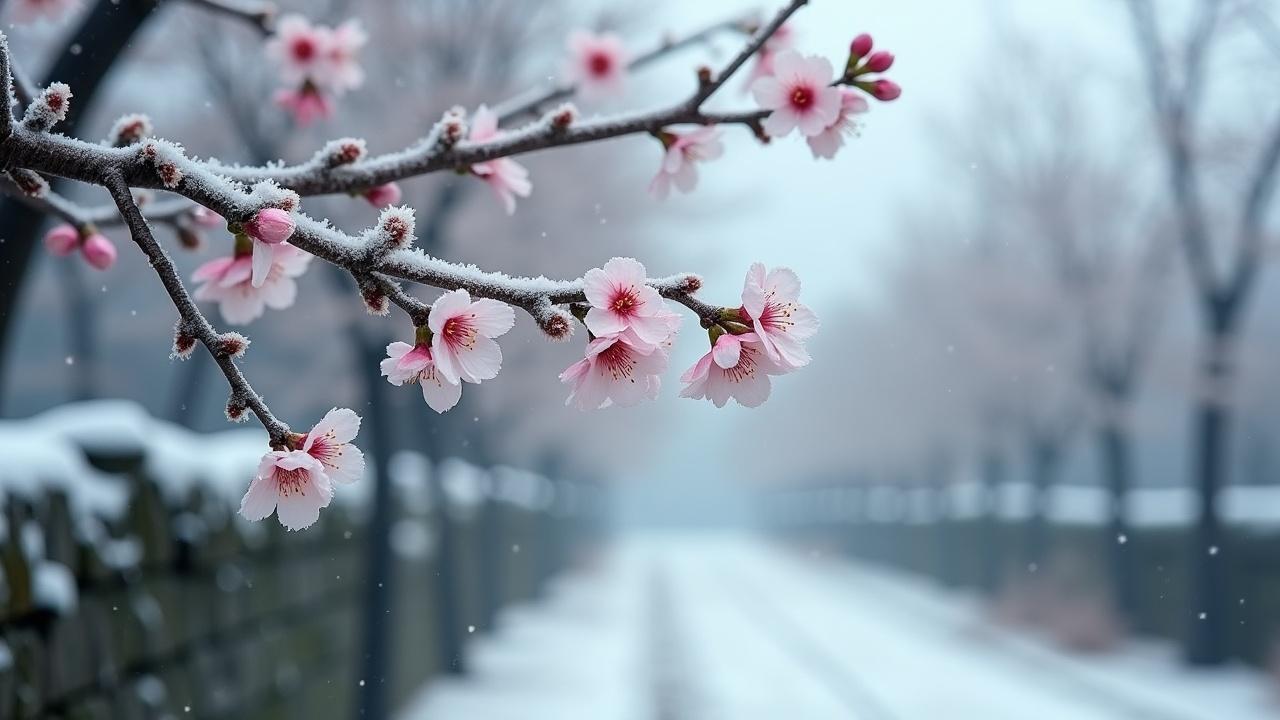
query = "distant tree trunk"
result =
(0, 0, 157, 413)
(1099, 420, 1136, 621)
(1024, 443, 1061, 570)
(979, 449, 1005, 593)
(1186, 325, 1234, 665)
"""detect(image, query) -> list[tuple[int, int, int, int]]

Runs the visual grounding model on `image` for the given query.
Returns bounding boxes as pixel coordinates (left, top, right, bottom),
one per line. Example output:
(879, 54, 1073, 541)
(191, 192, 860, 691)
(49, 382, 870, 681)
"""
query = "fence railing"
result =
(761, 482, 1280, 667)
(0, 401, 606, 720)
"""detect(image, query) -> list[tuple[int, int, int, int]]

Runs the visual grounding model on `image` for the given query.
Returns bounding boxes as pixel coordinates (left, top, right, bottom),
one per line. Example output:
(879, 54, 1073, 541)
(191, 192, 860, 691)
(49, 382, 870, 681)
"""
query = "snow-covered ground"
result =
(399, 533, 1280, 720)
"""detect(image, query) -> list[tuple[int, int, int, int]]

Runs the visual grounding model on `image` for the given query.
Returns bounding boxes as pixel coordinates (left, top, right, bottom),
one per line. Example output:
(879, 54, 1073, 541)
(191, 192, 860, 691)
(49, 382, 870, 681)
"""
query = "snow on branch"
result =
(0, 0, 901, 530)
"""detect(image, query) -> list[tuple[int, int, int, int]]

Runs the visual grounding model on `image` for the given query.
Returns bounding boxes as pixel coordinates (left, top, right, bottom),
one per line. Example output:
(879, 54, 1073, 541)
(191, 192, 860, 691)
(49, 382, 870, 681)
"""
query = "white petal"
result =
(469, 299, 516, 338)
(250, 239, 274, 288)
(422, 374, 463, 413)
(712, 335, 742, 370)
(455, 334, 503, 383)
(239, 475, 277, 522)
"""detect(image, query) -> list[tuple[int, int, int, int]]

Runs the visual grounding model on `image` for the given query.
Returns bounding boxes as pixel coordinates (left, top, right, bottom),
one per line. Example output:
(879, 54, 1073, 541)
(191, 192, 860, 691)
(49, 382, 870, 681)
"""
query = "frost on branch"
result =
(0, 0, 883, 530)
(107, 113, 153, 147)
(22, 82, 70, 132)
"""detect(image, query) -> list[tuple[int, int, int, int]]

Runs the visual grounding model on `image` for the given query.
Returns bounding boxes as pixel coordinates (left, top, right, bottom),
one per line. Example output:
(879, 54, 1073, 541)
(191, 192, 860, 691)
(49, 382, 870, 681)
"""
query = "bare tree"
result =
(1126, 0, 1280, 665)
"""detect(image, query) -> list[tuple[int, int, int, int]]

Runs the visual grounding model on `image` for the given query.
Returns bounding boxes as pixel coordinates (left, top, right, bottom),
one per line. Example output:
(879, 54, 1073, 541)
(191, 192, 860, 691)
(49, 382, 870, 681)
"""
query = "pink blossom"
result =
(43, 223, 78, 256)
(301, 407, 364, 485)
(679, 332, 782, 408)
(363, 182, 402, 208)
(469, 106, 532, 214)
(427, 288, 516, 386)
(320, 19, 367, 93)
(381, 341, 462, 414)
(807, 88, 869, 160)
(240, 449, 333, 531)
(649, 127, 724, 200)
(9, 0, 80, 25)
(564, 30, 628, 98)
(582, 257, 672, 347)
(751, 51, 841, 138)
(274, 86, 333, 127)
(266, 15, 328, 86)
(243, 208, 296, 288)
(560, 334, 667, 411)
(193, 243, 311, 325)
(740, 263, 819, 369)
(81, 233, 116, 270)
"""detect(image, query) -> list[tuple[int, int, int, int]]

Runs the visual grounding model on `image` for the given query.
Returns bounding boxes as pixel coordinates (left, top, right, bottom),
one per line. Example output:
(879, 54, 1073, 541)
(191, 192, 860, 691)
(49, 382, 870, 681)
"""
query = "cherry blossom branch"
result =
(189, 0, 807, 196)
(103, 173, 292, 445)
(689, 0, 805, 105)
(0, 179, 194, 228)
(492, 12, 755, 124)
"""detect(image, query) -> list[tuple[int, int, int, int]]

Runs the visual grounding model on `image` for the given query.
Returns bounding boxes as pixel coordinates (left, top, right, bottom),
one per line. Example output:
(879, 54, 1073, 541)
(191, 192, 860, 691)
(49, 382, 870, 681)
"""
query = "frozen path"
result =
(399, 534, 1279, 719)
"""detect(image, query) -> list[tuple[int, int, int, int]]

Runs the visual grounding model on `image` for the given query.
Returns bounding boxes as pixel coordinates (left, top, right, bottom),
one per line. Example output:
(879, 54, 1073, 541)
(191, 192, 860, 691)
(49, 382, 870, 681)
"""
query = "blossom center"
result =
(442, 316, 477, 350)
(724, 347, 760, 384)
(611, 288, 639, 315)
(291, 37, 318, 62)
(790, 86, 813, 109)
(588, 52, 613, 77)
(598, 343, 638, 382)
(275, 467, 310, 497)
(759, 298, 797, 333)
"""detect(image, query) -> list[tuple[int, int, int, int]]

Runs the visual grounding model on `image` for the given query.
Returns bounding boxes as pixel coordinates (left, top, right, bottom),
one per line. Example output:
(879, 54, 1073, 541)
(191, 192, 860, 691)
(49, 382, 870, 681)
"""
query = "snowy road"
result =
(399, 534, 1279, 720)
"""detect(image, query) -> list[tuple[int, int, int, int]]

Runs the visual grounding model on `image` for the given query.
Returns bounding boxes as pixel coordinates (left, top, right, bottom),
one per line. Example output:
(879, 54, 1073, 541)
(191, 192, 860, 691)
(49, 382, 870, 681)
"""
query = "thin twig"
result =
(103, 173, 292, 445)
(184, 0, 276, 35)
(492, 12, 752, 124)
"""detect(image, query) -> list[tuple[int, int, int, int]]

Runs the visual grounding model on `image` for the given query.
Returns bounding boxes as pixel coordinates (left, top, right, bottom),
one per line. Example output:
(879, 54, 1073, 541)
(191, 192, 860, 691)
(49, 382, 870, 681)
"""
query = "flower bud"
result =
(318, 137, 367, 167)
(225, 398, 248, 422)
(108, 113, 152, 146)
(865, 51, 894, 73)
(215, 332, 249, 359)
(176, 225, 203, 251)
(172, 321, 197, 360)
(871, 79, 902, 101)
(438, 107, 467, 148)
(191, 206, 224, 228)
(374, 205, 415, 250)
(359, 279, 389, 316)
(43, 224, 79, 256)
(549, 103, 577, 132)
(363, 182, 402, 208)
(243, 208, 295, 244)
(81, 233, 117, 270)
(850, 33, 873, 58)
(23, 82, 72, 132)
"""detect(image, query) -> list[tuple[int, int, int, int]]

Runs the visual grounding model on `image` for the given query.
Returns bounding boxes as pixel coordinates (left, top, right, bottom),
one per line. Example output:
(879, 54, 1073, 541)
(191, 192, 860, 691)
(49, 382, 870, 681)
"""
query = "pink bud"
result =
(192, 206, 224, 228)
(43, 224, 79, 256)
(243, 208, 295, 244)
(850, 33, 873, 58)
(865, 51, 894, 73)
(872, 79, 902, 101)
(363, 182, 402, 208)
(81, 234, 117, 270)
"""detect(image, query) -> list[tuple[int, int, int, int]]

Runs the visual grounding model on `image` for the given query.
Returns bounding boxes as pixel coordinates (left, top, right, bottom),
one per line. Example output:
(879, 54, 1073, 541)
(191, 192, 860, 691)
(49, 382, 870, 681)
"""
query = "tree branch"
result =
(103, 173, 292, 445)
(183, 0, 276, 35)
(492, 11, 754, 124)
